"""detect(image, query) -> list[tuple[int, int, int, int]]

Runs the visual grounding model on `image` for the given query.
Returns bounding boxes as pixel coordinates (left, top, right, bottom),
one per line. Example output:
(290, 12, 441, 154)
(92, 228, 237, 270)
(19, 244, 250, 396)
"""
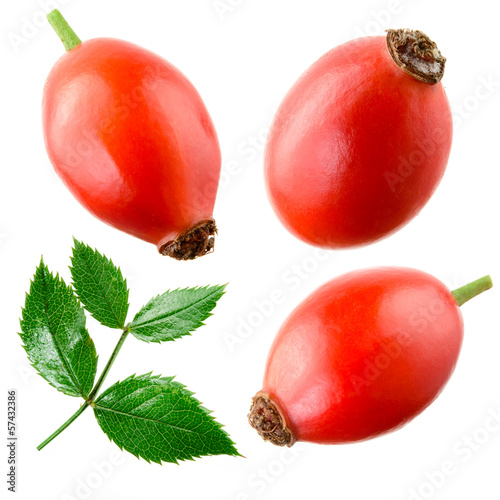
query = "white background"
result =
(1, 0, 499, 499)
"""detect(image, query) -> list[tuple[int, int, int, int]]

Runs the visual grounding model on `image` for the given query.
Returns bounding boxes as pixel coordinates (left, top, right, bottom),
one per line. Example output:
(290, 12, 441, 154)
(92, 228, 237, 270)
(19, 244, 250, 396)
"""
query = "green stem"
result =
(47, 9, 82, 52)
(37, 402, 89, 451)
(37, 327, 130, 451)
(88, 327, 130, 402)
(452, 275, 493, 307)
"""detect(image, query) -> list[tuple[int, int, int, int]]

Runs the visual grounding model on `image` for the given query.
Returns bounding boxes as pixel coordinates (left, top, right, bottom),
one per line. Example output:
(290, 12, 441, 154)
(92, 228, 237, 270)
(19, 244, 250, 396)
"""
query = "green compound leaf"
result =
(93, 373, 239, 464)
(129, 285, 226, 343)
(70, 239, 129, 330)
(19, 259, 97, 398)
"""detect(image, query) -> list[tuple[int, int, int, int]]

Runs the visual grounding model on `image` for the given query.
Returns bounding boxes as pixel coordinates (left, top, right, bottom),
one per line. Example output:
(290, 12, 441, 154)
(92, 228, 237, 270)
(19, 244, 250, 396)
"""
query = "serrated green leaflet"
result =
(93, 374, 239, 464)
(19, 259, 97, 398)
(70, 239, 129, 329)
(129, 285, 226, 343)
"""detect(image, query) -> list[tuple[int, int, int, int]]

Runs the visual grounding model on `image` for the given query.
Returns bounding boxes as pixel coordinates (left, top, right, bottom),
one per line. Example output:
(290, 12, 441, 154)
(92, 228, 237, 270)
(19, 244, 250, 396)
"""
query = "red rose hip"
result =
(249, 268, 492, 446)
(265, 30, 453, 248)
(43, 10, 221, 259)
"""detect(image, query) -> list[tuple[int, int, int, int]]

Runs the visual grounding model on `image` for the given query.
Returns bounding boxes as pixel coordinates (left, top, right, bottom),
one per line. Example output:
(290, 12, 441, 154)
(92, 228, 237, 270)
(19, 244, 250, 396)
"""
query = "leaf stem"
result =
(452, 275, 493, 307)
(47, 9, 82, 52)
(37, 327, 130, 451)
(88, 327, 130, 402)
(37, 402, 89, 451)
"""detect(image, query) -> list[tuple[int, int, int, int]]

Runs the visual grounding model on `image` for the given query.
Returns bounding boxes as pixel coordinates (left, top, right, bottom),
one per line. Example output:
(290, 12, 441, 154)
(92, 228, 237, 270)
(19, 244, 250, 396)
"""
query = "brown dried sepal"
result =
(159, 219, 217, 260)
(386, 29, 446, 84)
(248, 391, 296, 447)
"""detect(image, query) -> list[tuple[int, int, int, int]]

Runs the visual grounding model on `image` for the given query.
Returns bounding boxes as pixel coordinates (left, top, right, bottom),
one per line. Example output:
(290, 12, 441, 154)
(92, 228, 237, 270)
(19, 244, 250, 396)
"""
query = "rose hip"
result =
(265, 29, 453, 248)
(43, 10, 221, 260)
(249, 268, 492, 446)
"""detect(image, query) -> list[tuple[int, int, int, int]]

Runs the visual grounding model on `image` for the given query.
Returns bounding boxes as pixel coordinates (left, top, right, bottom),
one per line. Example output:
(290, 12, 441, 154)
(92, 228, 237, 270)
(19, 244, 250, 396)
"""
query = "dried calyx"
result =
(159, 219, 217, 260)
(248, 392, 296, 447)
(386, 29, 446, 84)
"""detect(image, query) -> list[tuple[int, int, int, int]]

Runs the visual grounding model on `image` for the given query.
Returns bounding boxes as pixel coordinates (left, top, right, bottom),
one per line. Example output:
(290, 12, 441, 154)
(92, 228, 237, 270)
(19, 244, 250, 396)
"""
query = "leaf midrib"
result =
(93, 404, 200, 435)
(76, 251, 124, 329)
(130, 288, 220, 330)
(41, 267, 86, 398)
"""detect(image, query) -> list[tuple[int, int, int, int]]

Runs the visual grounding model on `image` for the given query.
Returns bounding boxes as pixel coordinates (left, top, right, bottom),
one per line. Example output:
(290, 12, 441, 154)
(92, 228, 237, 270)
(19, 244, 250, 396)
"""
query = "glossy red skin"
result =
(265, 36, 453, 248)
(43, 38, 221, 249)
(262, 268, 463, 444)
